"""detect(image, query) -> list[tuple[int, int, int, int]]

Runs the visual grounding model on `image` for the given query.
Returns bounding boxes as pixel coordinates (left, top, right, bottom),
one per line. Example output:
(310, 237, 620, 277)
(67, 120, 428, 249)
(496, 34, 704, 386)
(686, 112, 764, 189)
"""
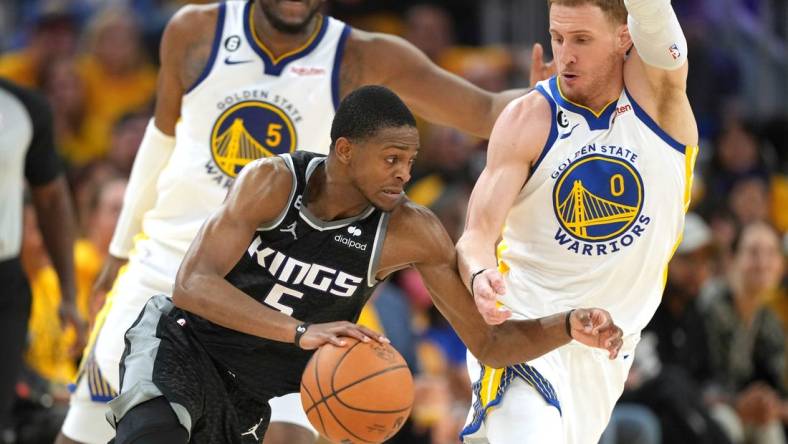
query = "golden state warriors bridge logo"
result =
(552, 153, 651, 256)
(210, 101, 297, 177)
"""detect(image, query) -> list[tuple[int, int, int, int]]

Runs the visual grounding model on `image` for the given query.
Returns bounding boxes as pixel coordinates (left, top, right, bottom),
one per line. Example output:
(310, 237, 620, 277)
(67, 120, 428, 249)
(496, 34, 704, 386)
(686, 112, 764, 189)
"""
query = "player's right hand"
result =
(568, 308, 623, 359)
(298, 321, 390, 350)
(529, 43, 556, 87)
(472, 269, 512, 325)
(89, 254, 127, 323)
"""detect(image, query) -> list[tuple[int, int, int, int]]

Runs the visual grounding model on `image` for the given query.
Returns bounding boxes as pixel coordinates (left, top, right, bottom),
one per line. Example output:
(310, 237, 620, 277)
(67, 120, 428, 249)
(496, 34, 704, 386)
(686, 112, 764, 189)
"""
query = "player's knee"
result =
(114, 397, 188, 444)
(263, 422, 317, 444)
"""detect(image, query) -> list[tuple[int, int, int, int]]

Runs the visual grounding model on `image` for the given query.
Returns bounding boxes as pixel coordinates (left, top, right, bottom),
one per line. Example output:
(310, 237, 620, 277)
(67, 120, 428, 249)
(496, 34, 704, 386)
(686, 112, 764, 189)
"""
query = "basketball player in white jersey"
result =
(56, 1, 553, 443)
(456, 0, 698, 443)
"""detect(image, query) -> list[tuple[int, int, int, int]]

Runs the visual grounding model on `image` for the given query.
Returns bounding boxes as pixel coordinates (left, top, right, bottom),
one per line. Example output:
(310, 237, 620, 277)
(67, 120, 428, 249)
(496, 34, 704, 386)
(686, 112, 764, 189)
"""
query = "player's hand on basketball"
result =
(472, 269, 511, 325)
(297, 321, 390, 350)
(529, 43, 556, 87)
(568, 308, 623, 359)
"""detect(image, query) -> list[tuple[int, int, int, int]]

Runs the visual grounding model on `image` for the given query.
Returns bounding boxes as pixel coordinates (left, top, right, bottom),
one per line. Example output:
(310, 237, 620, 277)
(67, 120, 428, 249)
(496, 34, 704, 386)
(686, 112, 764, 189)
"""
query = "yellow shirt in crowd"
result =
(25, 239, 102, 384)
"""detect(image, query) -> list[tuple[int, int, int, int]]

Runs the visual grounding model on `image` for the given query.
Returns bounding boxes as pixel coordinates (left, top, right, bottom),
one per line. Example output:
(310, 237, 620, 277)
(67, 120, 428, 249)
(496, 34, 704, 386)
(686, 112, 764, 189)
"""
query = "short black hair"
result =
(330, 85, 416, 149)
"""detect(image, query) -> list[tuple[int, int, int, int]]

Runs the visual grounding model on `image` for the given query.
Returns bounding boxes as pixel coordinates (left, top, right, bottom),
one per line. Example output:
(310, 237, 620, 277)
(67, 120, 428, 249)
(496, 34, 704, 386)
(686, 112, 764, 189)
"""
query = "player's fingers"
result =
(530, 43, 544, 86)
(590, 309, 612, 335)
(475, 283, 498, 302)
(572, 309, 594, 334)
(602, 326, 623, 351)
(476, 297, 499, 317)
(328, 334, 348, 347)
(487, 272, 507, 296)
(357, 325, 390, 344)
(335, 324, 370, 343)
(607, 336, 623, 359)
(492, 306, 512, 323)
(483, 308, 510, 325)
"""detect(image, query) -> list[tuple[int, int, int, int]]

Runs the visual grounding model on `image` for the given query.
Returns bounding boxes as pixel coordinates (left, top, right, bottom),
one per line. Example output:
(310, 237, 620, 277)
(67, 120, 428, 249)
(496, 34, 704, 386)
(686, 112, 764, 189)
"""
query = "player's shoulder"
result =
(388, 199, 453, 255)
(500, 87, 553, 126)
(343, 28, 411, 65)
(163, 2, 221, 44)
(168, 2, 220, 26)
(235, 156, 293, 196)
(390, 199, 436, 224)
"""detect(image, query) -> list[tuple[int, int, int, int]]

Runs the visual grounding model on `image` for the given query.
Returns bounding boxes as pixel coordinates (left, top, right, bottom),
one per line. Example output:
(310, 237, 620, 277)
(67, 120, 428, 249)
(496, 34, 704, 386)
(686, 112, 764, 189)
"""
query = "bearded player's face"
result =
(258, 0, 323, 34)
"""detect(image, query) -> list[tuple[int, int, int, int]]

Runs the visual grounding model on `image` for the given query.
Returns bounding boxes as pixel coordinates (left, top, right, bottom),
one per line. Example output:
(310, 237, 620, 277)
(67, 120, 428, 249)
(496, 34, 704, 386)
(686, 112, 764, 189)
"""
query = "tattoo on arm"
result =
(339, 42, 363, 101)
(180, 35, 214, 91)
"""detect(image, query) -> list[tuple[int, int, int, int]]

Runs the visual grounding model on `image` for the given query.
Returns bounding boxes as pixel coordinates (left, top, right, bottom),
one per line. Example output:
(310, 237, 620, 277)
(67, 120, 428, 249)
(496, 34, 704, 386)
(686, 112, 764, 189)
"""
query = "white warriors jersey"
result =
(143, 0, 349, 255)
(498, 76, 697, 336)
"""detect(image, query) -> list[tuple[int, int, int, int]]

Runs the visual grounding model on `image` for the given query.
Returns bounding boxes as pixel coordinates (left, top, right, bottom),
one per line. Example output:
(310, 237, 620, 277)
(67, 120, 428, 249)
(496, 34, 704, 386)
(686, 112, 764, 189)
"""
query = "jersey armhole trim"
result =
(367, 212, 390, 287)
(529, 85, 559, 176)
(184, 2, 226, 95)
(624, 88, 687, 154)
(258, 154, 297, 231)
(331, 24, 352, 110)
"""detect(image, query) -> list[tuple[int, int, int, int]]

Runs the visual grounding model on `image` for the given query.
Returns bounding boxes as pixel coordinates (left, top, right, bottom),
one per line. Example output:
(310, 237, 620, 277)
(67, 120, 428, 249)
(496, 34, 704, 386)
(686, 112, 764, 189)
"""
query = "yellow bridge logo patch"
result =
(210, 101, 297, 177)
(553, 154, 643, 242)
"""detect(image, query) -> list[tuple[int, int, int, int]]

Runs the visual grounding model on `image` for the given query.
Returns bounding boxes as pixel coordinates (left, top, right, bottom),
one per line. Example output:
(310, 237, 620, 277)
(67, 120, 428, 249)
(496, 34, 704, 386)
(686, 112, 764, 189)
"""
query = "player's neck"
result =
(252, 6, 320, 58)
(304, 160, 369, 221)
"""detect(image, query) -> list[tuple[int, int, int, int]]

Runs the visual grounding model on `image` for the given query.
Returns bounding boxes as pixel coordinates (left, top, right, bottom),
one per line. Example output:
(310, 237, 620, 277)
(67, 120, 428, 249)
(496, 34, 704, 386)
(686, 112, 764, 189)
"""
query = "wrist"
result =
(294, 322, 311, 349)
(470, 268, 488, 296)
(565, 309, 575, 339)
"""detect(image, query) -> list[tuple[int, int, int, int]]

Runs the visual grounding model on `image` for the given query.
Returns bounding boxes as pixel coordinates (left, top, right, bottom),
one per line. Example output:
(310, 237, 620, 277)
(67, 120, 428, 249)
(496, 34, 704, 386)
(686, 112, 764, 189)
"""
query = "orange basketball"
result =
(300, 338, 414, 444)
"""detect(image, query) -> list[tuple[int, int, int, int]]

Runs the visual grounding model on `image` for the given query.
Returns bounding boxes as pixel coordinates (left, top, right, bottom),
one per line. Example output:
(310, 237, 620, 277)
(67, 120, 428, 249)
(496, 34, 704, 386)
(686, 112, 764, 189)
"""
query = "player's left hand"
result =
(568, 308, 623, 359)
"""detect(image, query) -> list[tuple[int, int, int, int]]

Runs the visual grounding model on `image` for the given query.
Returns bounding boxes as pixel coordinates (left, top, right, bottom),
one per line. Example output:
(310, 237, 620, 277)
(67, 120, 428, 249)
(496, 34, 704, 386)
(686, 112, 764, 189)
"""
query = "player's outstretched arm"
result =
(455, 91, 550, 325)
(403, 207, 622, 367)
(100, 5, 219, 299)
(346, 30, 526, 139)
(623, 0, 697, 147)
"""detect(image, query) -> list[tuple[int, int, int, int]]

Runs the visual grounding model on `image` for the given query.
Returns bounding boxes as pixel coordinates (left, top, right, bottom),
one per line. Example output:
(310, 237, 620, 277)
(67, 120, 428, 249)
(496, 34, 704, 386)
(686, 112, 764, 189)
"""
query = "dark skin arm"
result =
(31, 176, 86, 343)
(172, 158, 385, 350)
(342, 30, 526, 139)
(91, 5, 217, 314)
(377, 202, 623, 369)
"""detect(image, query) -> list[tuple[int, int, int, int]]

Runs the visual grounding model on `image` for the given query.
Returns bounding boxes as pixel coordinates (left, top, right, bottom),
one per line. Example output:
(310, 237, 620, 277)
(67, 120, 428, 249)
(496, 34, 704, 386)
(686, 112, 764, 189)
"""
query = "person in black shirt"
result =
(0, 78, 84, 434)
(107, 86, 623, 444)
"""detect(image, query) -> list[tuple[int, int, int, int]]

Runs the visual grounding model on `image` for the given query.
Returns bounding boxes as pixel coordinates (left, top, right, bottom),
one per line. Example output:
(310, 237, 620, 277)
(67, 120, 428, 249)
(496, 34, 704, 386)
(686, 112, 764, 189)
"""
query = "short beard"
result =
(564, 52, 621, 107)
(262, 4, 320, 34)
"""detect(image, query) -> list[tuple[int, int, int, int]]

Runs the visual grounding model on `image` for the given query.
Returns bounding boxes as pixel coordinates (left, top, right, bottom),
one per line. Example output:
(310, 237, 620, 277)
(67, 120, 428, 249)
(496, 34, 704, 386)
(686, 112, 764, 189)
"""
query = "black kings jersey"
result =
(180, 151, 389, 400)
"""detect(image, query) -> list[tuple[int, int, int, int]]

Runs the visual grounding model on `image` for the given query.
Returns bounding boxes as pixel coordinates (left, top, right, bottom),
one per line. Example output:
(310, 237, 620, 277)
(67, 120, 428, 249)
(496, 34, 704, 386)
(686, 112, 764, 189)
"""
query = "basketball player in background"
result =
(456, 0, 698, 442)
(55, 1, 555, 443)
(107, 85, 622, 444)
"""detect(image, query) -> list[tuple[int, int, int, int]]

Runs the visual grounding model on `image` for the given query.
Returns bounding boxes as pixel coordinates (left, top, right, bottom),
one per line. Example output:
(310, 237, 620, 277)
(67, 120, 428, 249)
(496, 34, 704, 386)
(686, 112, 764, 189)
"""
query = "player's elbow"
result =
(471, 329, 510, 369)
(172, 272, 203, 311)
(472, 326, 546, 369)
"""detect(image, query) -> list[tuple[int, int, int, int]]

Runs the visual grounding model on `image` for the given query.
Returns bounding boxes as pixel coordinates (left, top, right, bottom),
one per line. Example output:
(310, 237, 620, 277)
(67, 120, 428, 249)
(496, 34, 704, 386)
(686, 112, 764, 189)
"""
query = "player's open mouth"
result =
(381, 189, 403, 201)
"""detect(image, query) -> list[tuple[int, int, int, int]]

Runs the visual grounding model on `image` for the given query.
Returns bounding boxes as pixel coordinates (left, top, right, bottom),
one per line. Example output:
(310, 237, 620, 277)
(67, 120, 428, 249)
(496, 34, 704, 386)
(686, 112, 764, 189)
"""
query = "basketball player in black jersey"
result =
(65, 1, 559, 444)
(107, 86, 621, 443)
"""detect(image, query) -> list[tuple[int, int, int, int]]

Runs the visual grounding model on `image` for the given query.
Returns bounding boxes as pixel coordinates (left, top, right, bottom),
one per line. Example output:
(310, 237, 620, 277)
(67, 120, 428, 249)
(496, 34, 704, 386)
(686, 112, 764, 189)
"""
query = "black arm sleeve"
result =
(0, 78, 65, 186)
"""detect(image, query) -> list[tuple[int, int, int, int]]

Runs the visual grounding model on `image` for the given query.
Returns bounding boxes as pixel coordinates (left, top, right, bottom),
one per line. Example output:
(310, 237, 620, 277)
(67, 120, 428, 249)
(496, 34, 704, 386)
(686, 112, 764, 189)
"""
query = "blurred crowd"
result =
(0, 0, 786, 443)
